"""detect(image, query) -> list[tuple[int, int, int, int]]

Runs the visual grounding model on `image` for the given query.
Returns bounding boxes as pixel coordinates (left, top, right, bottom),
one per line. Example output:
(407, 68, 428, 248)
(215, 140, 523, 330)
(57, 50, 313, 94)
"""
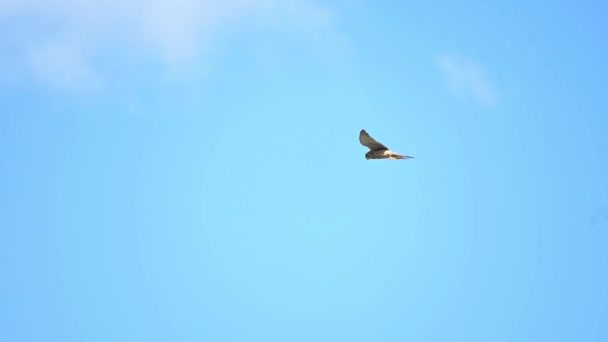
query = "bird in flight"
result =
(359, 129, 413, 160)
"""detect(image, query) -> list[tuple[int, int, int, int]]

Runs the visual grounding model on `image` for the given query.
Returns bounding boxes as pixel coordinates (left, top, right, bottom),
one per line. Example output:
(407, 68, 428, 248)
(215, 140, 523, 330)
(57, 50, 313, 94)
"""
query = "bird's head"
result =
(365, 151, 371, 160)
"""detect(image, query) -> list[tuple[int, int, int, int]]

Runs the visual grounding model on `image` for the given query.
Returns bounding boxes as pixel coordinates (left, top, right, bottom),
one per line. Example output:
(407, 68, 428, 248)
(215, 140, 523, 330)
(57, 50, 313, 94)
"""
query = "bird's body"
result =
(366, 150, 410, 160)
(359, 129, 412, 160)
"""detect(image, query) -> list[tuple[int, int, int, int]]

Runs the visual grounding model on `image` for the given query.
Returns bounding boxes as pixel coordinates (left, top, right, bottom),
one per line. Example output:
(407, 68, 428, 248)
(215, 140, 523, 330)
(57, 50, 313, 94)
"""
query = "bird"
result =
(359, 129, 413, 160)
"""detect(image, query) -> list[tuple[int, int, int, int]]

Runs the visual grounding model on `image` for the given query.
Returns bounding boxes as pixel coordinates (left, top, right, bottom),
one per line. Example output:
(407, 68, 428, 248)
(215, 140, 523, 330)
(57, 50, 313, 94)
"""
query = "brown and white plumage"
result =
(359, 129, 413, 160)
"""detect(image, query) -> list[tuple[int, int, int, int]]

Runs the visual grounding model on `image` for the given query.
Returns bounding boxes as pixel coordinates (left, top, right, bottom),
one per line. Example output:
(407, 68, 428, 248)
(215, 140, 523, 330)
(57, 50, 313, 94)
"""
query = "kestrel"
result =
(359, 129, 413, 160)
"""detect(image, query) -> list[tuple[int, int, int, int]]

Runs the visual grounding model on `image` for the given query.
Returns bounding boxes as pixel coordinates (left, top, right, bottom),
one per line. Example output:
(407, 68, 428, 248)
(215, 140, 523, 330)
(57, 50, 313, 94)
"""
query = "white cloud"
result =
(27, 40, 100, 91)
(436, 54, 497, 107)
(0, 0, 337, 91)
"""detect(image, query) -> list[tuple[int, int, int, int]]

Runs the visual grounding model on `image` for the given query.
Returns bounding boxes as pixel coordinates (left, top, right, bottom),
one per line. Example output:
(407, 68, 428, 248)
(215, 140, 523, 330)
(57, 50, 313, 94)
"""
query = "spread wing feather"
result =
(359, 129, 388, 151)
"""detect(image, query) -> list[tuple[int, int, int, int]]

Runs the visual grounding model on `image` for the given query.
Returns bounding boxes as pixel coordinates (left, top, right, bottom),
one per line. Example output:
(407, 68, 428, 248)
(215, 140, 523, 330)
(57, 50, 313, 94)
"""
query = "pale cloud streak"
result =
(0, 0, 337, 91)
(27, 40, 100, 91)
(436, 54, 497, 107)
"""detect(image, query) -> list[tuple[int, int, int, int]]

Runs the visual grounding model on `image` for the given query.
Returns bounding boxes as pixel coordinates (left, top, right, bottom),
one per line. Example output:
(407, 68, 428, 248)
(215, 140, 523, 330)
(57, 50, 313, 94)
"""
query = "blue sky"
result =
(1, 1, 607, 341)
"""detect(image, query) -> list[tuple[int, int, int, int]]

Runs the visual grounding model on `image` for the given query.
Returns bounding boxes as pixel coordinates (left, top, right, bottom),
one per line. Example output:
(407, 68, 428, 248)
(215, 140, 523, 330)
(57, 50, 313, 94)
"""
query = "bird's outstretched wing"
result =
(359, 129, 388, 151)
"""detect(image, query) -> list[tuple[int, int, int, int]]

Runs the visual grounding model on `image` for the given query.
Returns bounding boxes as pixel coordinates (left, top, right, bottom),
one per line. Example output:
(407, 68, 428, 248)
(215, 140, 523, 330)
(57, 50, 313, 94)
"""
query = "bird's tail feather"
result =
(393, 154, 413, 160)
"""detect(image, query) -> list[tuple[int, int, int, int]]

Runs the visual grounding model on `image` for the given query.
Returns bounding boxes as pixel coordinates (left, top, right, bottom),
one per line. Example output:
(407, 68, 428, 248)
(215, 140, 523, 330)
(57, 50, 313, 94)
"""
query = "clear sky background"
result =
(1, 1, 607, 341)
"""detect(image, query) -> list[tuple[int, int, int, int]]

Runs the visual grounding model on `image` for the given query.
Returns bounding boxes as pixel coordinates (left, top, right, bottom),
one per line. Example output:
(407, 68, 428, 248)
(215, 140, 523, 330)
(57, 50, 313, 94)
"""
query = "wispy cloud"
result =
(26, 40, 100, 91)
(436, 54, 497, 107)
(0, 0, 337, 91)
